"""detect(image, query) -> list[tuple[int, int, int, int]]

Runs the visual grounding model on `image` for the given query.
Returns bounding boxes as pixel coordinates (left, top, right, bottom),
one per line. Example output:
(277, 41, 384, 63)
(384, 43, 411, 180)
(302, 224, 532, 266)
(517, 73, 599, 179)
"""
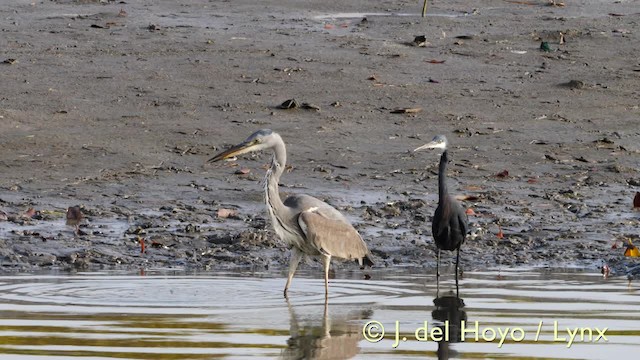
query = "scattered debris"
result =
(217, 208, 239, 219)
(390, 107, 422, 114)
(548, 0, 565, 7)
(413, 35, 428, 47)
(22, 208, 37, 219)
(540, 41, 551, 52)
(66, 206, 84, 235)
(495, 170, 510, 178)
(3, 58, 17, 65)
(560, 80, 585, 89)
(624, 239, 640, 257)
(301, 102, 321, 111)
(278, 99, 299, 109)
(139, 237, 145, 254)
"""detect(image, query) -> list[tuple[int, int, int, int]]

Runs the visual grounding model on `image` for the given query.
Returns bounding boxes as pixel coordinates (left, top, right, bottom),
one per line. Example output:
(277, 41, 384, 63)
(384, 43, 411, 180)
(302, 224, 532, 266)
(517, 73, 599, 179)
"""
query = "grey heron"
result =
(209, 129, 374, 297)
(414, 135, 468, 281)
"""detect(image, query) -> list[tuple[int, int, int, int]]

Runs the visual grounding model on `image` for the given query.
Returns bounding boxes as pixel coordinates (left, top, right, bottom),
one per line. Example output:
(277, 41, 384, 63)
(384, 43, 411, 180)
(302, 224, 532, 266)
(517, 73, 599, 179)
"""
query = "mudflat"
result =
(1, 0, 638, 274)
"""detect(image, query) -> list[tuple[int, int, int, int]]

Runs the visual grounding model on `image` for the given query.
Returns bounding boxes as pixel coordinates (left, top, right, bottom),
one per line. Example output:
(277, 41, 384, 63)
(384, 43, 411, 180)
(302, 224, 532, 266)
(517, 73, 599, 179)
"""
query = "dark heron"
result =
(414, 135, 468, 281)
(209, 129, 374, 297)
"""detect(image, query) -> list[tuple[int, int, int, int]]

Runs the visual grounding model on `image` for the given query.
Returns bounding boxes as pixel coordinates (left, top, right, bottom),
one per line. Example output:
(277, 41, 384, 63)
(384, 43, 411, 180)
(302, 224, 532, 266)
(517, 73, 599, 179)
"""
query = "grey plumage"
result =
(209, 129, 373, 297)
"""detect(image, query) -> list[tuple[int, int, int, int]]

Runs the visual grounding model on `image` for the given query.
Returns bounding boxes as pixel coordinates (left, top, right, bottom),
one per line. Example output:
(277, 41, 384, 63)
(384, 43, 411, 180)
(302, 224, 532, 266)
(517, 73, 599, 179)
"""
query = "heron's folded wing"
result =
(298, 210, 369, 260)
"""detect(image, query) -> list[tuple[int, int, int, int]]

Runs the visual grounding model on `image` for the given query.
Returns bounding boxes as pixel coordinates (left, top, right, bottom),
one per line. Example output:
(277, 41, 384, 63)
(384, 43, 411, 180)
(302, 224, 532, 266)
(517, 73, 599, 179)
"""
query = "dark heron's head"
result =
(413, 134, 448, 152)
(208, 129, 278, 163)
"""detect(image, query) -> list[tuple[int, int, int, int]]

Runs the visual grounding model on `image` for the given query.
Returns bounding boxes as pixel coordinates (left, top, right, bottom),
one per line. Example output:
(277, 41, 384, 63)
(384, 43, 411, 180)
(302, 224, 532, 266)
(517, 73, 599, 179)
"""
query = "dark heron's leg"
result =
(421, 0, 428, 17)
(455, 248, 460, 287)
(436, 249, 441, 278)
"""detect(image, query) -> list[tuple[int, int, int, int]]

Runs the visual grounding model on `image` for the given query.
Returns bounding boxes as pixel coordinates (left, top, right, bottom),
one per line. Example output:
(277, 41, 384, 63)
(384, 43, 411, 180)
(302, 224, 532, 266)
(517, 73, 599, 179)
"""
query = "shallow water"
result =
(0, 268, 637, 359)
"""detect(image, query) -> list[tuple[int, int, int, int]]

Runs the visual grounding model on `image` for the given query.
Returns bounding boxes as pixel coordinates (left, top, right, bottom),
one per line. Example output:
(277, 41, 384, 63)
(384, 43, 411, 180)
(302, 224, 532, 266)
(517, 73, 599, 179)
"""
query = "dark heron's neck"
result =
(438, 150, 449, 202)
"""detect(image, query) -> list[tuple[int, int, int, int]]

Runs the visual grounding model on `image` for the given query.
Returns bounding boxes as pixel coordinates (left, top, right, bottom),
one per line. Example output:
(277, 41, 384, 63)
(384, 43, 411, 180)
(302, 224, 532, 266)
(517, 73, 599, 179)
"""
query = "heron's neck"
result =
(438, 150, 449, 202)
(264, 140, 288, 216)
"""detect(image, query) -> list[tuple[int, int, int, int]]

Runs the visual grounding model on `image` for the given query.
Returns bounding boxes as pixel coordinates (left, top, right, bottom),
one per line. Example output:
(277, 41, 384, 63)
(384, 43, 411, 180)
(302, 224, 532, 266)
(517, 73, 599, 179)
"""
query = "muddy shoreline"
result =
(1, 0, 639, 277)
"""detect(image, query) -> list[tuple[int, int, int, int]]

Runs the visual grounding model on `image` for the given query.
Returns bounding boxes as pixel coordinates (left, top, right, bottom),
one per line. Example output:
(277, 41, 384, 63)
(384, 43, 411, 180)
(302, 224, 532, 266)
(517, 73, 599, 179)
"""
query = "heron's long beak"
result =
(413, 141, 440, 152)
(208, 141, 255, 163)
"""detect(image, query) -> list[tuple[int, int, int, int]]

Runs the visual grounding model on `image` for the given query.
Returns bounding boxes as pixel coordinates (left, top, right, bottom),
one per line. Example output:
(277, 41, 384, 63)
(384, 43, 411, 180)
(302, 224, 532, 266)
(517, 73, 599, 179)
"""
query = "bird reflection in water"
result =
(432, 282, 467, 360)
(281, 299, 372, 359)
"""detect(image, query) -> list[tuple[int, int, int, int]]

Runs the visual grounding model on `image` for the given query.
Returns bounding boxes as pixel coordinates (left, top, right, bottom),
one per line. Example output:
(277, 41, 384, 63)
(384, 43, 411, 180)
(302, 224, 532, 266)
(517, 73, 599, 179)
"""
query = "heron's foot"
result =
(283, 288, 289, 299)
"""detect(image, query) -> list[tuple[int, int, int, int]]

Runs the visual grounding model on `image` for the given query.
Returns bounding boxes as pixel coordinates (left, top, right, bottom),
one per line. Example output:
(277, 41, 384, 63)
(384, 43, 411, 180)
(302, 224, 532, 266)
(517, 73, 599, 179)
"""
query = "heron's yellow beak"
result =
(208, 141, 256, 163)
(413, 141, 439, 152)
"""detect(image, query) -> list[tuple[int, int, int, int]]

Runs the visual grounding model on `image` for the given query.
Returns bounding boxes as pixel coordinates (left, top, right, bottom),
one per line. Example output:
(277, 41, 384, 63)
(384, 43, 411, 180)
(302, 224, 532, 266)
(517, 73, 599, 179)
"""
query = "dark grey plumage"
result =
(415, 135, 468, 280)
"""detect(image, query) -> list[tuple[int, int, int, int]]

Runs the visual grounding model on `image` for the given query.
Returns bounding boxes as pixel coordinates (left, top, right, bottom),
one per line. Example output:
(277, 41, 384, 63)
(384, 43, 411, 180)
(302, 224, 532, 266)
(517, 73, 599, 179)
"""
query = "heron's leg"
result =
(436, 249, 440, 278)
(455, 248, 460, 286)
(421, 0, 428, 17)
(322, 294, 330, 337)
(321, 254, 331, 297)
(284, 247, 303, 298)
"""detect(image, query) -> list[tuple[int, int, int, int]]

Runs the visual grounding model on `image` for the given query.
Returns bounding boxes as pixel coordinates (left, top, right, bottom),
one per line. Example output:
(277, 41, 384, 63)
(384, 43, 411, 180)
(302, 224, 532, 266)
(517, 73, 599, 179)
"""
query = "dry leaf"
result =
(496, 170, 509, 178)
(465, 208, 475, 215)
(456, 194, 480, 201)
(66, 206, 83, 226)
(139, 237, 145, 254)
(497, 225, 504, 239)
(22, 208, 37, 219)
(624, 239, 640, 257)
(426, 59, 446, 64)
(235, 168, 250, 175)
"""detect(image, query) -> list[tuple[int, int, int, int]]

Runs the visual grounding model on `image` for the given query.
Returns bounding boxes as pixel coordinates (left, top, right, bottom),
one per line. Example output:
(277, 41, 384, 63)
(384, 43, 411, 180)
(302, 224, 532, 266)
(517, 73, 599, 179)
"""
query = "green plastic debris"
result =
(540, 41, 551, 52)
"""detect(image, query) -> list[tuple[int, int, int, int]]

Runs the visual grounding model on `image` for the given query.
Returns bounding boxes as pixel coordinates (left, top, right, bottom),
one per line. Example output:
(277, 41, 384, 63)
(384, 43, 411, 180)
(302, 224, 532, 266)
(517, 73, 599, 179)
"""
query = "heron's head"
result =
(208, 129, 280, 163)
(413, 134, 448, 152)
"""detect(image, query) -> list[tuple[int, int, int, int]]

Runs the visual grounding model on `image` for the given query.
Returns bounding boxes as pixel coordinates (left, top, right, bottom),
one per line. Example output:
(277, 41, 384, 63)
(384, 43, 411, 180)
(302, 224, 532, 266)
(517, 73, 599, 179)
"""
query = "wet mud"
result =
(1, 0, 639, 276)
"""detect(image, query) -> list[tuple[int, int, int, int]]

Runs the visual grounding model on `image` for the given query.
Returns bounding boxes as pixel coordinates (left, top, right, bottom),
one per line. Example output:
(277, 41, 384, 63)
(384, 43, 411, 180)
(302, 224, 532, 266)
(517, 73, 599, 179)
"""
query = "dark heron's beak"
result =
(208, 140, 255, 163)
